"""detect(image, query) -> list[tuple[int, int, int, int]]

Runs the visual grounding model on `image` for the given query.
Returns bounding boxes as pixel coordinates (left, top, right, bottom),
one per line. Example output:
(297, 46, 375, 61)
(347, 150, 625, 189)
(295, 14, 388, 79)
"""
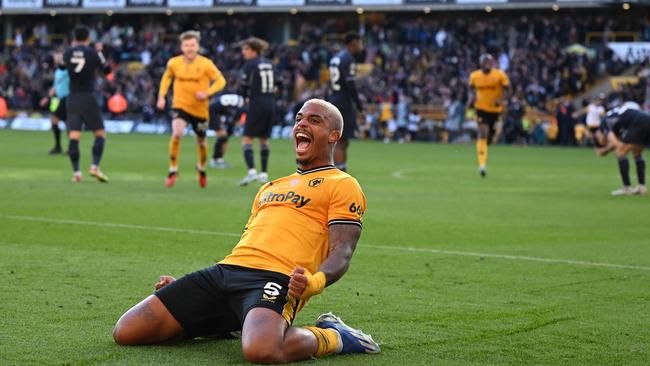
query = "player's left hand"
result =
(195, 91, 208, 101)
(154, 275, 176, 290)
(596, 147, 609, 157)
(156, 96, 166, 110)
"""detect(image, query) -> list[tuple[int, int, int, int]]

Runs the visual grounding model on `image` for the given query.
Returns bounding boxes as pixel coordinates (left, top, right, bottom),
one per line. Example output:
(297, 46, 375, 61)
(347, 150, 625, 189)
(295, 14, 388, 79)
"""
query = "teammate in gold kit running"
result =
(113, 99, 380, 363)
(468, 54, 510, 177)
(158, 30, 226, 188)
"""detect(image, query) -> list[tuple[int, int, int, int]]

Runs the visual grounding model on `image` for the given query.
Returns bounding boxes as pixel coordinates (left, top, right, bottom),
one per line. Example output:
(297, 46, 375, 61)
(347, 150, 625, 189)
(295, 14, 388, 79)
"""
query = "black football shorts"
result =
(155, 264, 302, 339)
(243, 96, 275, 138)
(620, 118, 650, 147)
(67, 92, 104, 131)
(172, 108, 209, 138)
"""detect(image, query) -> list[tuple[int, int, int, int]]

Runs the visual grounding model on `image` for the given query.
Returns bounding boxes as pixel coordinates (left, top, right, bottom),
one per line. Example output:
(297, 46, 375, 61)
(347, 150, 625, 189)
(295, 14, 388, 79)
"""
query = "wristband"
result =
(301, 271, 326, 300)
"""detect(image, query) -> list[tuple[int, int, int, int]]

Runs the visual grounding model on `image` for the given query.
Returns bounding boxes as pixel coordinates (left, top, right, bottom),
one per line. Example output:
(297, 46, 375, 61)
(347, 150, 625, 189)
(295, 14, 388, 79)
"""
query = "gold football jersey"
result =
(220, 166, 366, 276)
(158, 55, 225, 119)
(469, 68, 510, 113)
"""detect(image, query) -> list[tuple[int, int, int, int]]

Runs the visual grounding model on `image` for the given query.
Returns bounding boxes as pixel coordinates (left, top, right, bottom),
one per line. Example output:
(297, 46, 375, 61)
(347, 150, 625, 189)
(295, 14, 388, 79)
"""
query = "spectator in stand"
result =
(503, 95, 526, 144)
(0, 94, 8, 118)
(444, 91, 464, 143)
(556, 98, 578, 146)
(0, 10, 646, 141)
(584, 95, 606, 146)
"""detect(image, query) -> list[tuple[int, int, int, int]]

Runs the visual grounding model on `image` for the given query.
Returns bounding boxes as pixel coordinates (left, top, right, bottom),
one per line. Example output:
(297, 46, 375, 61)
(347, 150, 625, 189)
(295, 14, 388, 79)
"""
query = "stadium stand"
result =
(1, 9, 649, 144)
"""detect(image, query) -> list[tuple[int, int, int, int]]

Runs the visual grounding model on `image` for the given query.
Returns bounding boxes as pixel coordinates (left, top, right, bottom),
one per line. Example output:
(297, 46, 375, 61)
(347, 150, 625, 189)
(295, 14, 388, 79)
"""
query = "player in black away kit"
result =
(596, 102, 649, 196)
(209, 93, 244, 169)
(237, 37, 277, 186)
(61, 25, 112, 183)
(328, 32, 364, 172)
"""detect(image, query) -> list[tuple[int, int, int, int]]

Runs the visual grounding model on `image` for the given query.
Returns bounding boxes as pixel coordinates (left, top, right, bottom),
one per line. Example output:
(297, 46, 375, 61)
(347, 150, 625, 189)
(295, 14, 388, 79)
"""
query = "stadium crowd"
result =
(1, 10, 649, 145)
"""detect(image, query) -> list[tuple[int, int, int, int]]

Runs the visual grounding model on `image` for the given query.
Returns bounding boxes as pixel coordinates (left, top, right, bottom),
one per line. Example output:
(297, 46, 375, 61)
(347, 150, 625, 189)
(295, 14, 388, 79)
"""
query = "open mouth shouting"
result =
(294, 130, 313, 156)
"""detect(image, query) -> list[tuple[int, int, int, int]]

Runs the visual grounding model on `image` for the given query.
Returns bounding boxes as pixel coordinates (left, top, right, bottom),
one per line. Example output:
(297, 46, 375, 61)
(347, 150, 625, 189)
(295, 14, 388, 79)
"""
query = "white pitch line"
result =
(363, 244, 650, 271)
(3, 214, 650, 272)
(391, 169, 407, 179)
(2, 214, 241, 238)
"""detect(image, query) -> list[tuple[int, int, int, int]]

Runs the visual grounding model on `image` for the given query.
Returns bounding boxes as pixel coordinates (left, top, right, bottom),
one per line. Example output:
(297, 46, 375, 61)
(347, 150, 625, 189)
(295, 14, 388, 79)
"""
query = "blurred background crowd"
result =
(2, 9, 649, 146)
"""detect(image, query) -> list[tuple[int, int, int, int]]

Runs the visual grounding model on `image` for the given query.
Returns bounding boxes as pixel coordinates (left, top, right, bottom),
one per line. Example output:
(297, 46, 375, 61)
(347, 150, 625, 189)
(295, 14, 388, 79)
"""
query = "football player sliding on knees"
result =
(113, 99, 379, 363)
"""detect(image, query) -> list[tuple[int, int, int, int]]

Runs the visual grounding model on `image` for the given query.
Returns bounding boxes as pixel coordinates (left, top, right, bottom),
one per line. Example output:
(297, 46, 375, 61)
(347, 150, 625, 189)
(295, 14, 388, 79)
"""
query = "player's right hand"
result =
(289, 267, 308, 298)
(289, 267, 325, 300)
(154, 275, 176, 290)
(195, 91, 208, 101)
(156, 97, 166, 110)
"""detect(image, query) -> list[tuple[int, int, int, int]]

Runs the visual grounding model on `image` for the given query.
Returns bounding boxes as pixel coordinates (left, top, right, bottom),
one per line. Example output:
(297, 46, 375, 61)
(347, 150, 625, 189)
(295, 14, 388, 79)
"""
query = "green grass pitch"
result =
(1, 129, 649, 365)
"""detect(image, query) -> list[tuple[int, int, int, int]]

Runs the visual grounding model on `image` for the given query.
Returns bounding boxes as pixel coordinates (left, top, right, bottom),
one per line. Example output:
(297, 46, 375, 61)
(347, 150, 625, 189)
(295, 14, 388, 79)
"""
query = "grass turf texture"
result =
(1, 129, 648, 365)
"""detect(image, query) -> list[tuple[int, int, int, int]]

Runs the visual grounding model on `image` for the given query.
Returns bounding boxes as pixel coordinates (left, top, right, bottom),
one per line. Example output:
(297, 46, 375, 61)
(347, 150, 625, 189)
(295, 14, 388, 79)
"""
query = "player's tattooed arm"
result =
(319, 224, 361, 286)
(288, 224, 361, 300)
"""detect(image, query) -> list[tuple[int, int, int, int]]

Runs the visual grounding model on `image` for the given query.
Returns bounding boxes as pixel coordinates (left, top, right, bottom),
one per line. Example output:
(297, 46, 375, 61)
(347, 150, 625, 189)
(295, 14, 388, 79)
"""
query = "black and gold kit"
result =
(156, 165, 366, 335)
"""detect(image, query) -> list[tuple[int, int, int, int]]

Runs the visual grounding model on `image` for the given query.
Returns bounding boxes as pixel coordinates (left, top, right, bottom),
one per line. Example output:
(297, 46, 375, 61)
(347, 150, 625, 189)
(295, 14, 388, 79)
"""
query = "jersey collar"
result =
(296, 165, 336, 175)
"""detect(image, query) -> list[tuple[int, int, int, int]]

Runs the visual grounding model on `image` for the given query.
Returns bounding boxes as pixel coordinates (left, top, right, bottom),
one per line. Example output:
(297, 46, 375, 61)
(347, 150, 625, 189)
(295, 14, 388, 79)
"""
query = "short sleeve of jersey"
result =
(328, 177, 366, 227)
(468, 71, 476, 88)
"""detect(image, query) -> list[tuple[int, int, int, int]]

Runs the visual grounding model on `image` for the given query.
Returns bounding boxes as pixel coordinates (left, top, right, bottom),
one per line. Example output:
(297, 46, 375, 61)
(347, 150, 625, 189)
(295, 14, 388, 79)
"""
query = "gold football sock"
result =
(169, 137, 180, 171)
(303, 326, 340, 357)
(477, 138, 488, 168)
(197, 140, 208, 170)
